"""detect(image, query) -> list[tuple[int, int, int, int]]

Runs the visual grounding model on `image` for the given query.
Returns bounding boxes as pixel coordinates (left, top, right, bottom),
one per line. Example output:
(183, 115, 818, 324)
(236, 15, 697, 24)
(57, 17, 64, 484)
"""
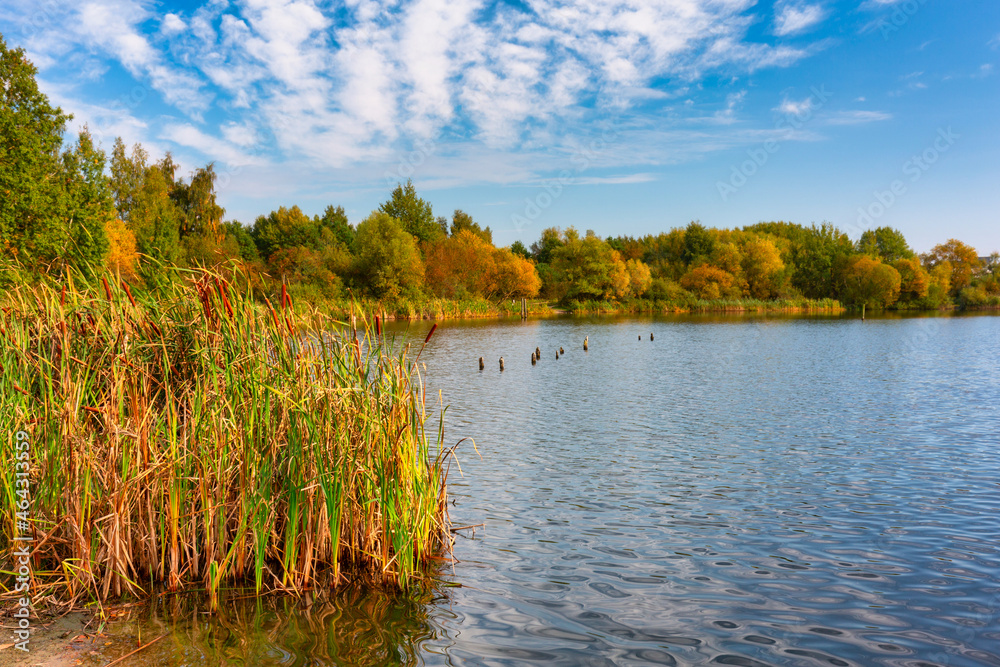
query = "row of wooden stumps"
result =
(479, 332, 656, 371)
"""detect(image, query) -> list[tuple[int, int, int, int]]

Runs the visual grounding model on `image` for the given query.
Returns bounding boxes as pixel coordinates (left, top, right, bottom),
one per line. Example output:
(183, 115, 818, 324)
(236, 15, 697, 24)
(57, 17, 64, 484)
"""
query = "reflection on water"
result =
(105, 314, 1000, 667)
(96, 585, 442, 666)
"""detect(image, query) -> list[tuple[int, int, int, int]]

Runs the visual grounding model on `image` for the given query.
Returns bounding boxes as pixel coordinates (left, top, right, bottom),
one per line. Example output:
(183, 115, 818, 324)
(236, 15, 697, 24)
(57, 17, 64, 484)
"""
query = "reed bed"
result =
(0, 269, 453, 610)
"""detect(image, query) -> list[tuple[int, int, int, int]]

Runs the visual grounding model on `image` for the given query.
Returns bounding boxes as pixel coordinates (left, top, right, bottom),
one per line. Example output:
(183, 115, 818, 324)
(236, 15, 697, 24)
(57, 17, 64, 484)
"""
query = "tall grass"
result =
(0, 268, 453, 609)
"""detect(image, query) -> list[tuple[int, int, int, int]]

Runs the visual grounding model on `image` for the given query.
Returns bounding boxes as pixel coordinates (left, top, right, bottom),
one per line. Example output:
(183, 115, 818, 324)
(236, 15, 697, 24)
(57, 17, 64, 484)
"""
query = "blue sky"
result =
(2, 0, 998, 253)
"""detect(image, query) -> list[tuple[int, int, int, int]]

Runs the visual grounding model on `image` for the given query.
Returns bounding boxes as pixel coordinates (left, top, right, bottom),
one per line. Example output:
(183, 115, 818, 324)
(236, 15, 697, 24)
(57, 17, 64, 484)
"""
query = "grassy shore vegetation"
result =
(2, 33, 999, 319)
(0, 269, 455, 609)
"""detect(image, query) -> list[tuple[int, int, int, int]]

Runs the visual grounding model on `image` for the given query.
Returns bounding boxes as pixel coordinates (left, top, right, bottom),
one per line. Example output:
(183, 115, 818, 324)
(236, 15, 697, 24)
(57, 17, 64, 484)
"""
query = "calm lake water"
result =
(101, 314, 1000, 666)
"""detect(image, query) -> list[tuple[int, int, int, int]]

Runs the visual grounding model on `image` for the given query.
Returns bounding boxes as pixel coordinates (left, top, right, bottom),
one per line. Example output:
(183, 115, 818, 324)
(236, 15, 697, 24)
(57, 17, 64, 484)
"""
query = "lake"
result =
(94, 314, 1000, 666)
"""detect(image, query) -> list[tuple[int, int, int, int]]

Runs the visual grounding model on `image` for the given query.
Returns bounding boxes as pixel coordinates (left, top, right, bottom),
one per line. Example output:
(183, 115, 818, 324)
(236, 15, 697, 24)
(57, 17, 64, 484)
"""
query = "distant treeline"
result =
(3, 35, 998, 312)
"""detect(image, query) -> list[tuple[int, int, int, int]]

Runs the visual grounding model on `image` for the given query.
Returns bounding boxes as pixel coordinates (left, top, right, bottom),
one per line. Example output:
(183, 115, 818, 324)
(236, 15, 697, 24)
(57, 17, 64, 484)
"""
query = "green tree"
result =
(549, 229, 620, 302)
(683, 222, 715, 266)
(60, 127, 113, 274)
(793, 223, 855, 298)
(510, 240, 530, 258)
(320, 205, 355, 251)
(129, 159, 182, 264)
(450, 209, 492, 244)
(172, 164, 225, 240)
(353, 212, 425, 299)
(110, 138, 149, 227)
(221, 221, 260, 262)
(379, 180, 444, 243)
(857, 227, 914, 263)
(530, 227, 565, 264)
(252, 206, 324, 260)
(0, 36, 71, 269)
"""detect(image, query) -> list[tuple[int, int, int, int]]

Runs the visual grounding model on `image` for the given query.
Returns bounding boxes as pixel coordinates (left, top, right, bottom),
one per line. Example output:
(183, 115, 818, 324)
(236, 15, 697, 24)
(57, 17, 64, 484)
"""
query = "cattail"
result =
(264, 298, 281, 330)
(424, 323, 437, 345)
(102, 277, 112, 301)
(122, 280, 137, 307)
(281, 283, 288, 310)
(216, 280, 234, 319)
(375, 315, 382, 338)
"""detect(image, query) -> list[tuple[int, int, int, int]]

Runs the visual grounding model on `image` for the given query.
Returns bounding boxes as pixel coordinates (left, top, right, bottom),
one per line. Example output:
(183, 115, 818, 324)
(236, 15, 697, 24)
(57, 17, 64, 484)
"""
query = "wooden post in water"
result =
(862, 303, 866, 321)
(479, 357, 485, 371)
(583, 336, 589, 351)
(531, 352, 536, 365)
(559, 347, 564, 355)
(499, 357, 505, 371)
(650, 333, 654, 341)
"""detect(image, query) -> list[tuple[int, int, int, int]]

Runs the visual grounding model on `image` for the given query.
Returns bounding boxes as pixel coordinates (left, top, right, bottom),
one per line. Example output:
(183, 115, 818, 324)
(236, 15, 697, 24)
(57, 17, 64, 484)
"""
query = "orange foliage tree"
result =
(424, 230, 540, 299)
(680, 265, 738, 300)
(923, 239, 981, 295)
(104, 218, 137, 278)
(893, 256, 929, 302)
(839, 256, 901, 308)
(740, 237, 785, 299)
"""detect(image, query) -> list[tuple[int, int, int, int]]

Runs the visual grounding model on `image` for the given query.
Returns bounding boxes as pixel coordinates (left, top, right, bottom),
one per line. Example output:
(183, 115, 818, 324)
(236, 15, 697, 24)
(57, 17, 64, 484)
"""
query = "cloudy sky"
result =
(2, 0, 997, 252)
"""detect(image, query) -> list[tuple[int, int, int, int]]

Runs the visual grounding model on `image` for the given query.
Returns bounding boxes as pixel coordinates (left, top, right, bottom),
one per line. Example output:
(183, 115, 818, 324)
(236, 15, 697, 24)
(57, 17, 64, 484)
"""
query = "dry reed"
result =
(0, 267, 453, 610)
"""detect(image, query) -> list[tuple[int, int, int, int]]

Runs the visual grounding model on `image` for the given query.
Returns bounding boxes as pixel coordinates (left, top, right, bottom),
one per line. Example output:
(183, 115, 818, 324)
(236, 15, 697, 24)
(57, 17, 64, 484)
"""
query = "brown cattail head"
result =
(102, 277, 112, 301)
(122, 280, 137, 307)
(264, 297, 281, 330)
(375, 315, 382, 338)
(216, 279, 234, 318)
(281, 283, 288, 310)
(424, 323, 437, 345)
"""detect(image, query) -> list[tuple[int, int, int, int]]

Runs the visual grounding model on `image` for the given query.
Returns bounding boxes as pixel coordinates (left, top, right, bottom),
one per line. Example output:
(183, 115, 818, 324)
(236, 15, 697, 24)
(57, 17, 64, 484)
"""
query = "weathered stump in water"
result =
(559, 347, 564, 355)
(638, 335, 641, 340)
(479, 357, 485, 371)
(531, 352, 536, 365)
(555, 351, 559, 360)
(650, 333, 654, 341)
(583, 336, 588, 351)
(499, 357, 505, 371)
(535, 346, 540, 359)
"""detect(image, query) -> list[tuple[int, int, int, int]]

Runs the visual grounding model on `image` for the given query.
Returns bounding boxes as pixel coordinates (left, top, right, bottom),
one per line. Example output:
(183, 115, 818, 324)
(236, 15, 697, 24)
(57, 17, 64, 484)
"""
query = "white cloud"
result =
(162, 123, 265, 166)
(569, 173, 657, 186)
(822, 110, 892, 125)
(775, 97, 815, 116)
(74, 0, 209, 114)
(161, 13, 186, 35)
(3, 0, 833, 182)
(774, 1, 826, 36)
